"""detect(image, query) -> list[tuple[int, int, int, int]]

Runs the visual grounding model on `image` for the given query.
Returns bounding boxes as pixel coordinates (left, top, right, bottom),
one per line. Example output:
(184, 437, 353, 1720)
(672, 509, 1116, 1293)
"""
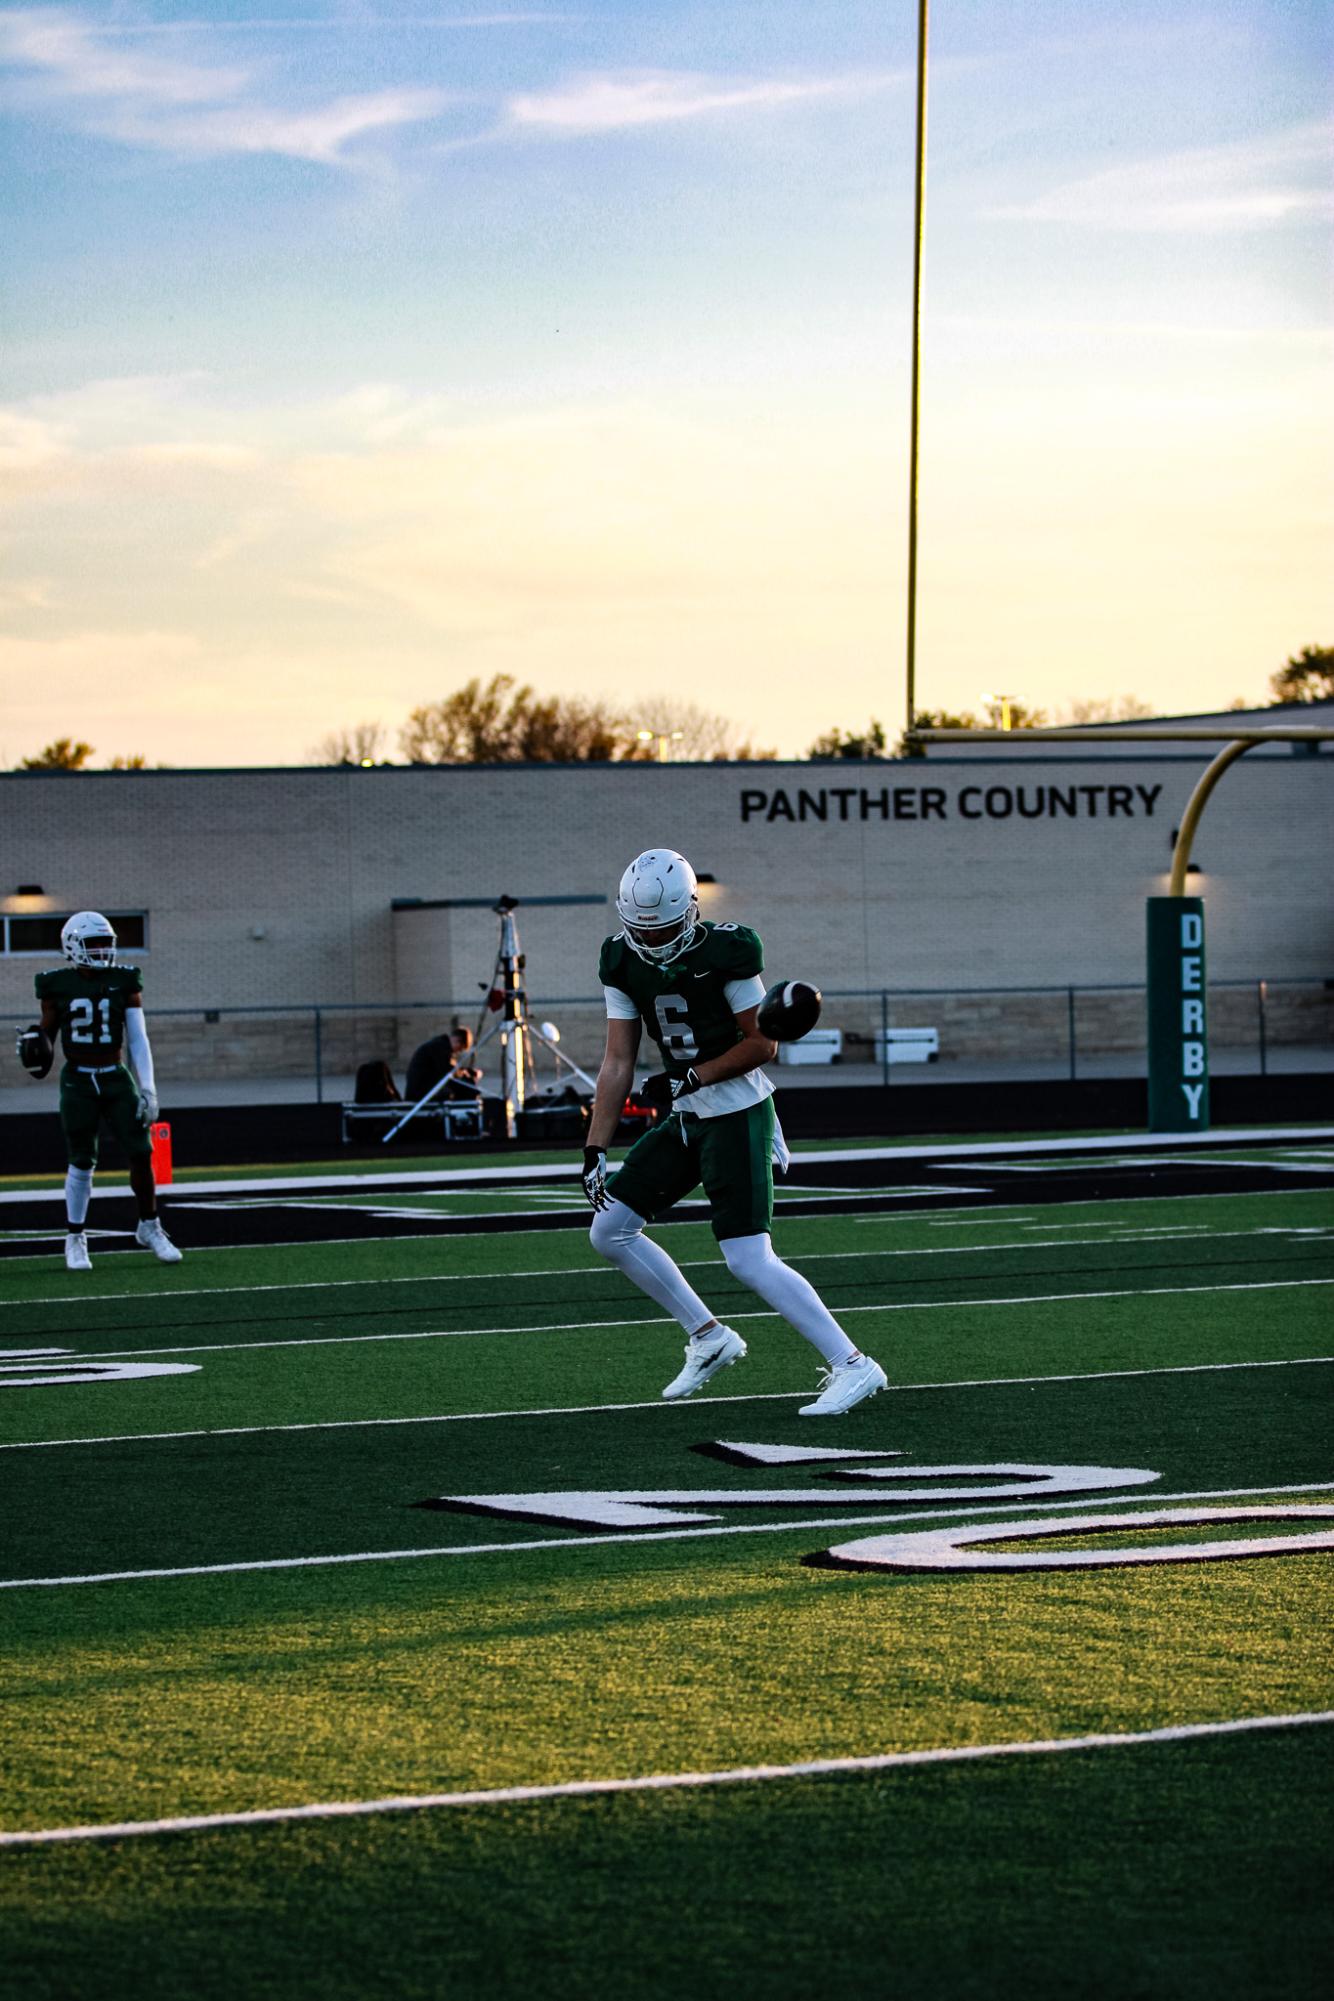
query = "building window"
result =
(1, 912, 149, 956)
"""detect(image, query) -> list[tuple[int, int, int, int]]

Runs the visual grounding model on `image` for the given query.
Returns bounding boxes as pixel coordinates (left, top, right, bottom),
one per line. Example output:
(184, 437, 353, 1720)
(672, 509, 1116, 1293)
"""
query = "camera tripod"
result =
(383, 897, 599, 1142)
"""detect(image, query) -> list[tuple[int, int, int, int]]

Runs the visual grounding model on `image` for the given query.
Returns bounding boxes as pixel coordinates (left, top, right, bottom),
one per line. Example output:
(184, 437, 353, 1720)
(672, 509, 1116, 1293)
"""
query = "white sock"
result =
(721, 1233, 858, 1366)
(65, 1167, 94, 1229)
(590, 1200, 716, 1334)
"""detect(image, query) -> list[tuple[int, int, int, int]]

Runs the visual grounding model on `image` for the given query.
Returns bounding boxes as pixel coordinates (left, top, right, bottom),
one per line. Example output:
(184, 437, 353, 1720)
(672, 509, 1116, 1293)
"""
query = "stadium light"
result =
(637, 728, 685, 763)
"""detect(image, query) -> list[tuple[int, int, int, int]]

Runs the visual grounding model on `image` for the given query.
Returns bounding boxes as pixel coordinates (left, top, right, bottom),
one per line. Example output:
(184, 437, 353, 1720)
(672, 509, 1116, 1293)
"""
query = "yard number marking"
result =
(819, 1505, 1334, 1573)
(424, 1450, 1160, 1531)
(0, 1348, 199, 1389)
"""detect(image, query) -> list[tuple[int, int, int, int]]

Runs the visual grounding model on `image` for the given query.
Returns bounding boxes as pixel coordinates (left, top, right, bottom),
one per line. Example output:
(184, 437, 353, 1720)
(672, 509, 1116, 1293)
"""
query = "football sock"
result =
(720, 1233, 858, 1366)
(65, 1167, 94, 1228)
(590, 1200, 715, 1334)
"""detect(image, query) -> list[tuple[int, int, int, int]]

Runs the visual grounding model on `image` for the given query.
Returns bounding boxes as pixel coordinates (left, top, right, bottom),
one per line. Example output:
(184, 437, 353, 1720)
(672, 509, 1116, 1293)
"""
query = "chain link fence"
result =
(5, 981, 1329, 1106)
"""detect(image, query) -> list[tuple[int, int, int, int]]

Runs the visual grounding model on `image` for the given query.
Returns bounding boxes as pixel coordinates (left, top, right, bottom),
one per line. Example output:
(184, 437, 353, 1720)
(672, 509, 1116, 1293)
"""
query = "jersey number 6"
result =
(654, 993, 700, 1060)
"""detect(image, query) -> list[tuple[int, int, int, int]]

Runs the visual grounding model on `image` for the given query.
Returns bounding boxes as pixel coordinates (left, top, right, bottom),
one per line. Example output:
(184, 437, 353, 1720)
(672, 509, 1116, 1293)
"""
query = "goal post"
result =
(911, 723, 1332, 1133)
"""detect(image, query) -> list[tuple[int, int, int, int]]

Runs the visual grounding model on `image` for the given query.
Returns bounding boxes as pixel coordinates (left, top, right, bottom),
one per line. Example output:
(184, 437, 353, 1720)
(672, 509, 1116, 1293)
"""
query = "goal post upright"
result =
(912, 724, 1333, 1132)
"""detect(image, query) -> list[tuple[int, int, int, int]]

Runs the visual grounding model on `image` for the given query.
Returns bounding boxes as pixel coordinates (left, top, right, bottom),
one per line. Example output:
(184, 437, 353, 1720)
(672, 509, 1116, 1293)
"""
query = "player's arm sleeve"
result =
(125, 1006, 157, 1101)
(724, 974, 766, 1013)
(603, 984, 640, 1020)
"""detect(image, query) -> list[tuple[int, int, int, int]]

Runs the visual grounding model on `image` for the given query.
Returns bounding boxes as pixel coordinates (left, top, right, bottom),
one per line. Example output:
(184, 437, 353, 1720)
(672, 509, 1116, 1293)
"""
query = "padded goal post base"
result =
(1146, 897, 1209, 1133)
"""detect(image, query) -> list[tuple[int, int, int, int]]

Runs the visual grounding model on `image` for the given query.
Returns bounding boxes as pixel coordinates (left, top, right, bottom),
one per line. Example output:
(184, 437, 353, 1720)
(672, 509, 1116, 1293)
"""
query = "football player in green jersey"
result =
(16, 911, 182, 1272)
(582, 850, 887, 1417)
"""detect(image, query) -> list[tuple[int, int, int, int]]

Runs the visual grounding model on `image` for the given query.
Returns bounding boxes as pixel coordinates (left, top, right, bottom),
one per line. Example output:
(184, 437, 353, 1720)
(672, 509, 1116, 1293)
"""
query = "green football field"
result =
(1, 1160, 1332, 1998)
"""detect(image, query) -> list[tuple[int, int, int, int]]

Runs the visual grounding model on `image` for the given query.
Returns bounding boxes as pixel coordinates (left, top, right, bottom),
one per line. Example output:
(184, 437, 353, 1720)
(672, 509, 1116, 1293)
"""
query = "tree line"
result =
(15, 646, 1332, 770)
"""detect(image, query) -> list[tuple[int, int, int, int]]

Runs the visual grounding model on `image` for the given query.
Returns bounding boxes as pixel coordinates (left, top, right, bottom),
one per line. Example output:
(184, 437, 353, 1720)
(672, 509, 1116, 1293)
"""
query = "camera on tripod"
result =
(383, 896, 598, 1145)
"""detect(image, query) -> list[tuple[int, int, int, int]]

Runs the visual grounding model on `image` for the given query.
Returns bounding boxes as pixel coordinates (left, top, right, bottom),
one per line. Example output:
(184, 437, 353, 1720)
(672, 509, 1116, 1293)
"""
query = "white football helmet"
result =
(616, 850, 700, 965)
(61, 911, 118, 969)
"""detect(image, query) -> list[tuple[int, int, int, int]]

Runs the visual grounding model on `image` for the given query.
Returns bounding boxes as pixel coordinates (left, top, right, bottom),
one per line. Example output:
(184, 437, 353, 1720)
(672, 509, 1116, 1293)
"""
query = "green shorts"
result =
(58, 1064, 152, 1170)
(609, 1098, 776, 1242)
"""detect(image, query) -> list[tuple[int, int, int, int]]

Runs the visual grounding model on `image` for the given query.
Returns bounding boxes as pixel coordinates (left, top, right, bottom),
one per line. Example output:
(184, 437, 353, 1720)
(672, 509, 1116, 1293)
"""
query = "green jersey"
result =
(599, 920, 772, 1106)
(36, 964, 143, 1065)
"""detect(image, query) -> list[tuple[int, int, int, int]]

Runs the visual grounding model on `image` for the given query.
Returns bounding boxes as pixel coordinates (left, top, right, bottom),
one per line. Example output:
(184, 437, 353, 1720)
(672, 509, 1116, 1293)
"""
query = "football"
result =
(757, 980, 823, 1043)
(16, 1023, 54, 1077)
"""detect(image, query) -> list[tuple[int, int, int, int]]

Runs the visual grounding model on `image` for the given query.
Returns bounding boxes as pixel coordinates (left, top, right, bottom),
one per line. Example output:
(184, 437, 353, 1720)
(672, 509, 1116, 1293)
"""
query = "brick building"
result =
(2, 710, 1330, 1087)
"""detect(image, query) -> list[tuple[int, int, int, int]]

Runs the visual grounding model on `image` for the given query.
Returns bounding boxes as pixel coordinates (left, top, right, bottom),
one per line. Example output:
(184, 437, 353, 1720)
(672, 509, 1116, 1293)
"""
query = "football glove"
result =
(16, 1024, 53, 1078)
(138, 1087, 159, 1128)
(669, 1068, 703, 1101)
(581, 1146, 610, 1211)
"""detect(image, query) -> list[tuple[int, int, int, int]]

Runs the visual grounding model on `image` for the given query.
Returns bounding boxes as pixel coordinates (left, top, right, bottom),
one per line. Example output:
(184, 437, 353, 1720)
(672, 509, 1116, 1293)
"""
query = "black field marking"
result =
(2, 1155, 1332, 1257)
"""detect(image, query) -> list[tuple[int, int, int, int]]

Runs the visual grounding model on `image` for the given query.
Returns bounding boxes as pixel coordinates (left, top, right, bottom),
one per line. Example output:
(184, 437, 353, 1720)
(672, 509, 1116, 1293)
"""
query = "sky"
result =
(0, 0, 1330, 767)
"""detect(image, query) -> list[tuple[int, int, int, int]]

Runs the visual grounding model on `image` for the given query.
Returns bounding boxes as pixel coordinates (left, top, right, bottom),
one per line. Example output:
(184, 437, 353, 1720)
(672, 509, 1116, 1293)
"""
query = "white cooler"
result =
(872, 1027, 940, 1063)
(777, 1028, 844, 1066)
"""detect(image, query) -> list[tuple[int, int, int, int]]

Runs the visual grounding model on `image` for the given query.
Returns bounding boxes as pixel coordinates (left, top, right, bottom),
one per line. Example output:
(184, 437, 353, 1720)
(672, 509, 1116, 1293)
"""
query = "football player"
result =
(581, 850, 886, 1416)
(16, 911, 182, 1271)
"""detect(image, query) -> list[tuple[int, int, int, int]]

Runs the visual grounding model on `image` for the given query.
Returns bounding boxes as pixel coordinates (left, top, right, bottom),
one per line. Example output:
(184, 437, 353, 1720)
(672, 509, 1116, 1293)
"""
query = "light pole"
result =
(637, 728, 685, 763)
(905, 0, 930, 741)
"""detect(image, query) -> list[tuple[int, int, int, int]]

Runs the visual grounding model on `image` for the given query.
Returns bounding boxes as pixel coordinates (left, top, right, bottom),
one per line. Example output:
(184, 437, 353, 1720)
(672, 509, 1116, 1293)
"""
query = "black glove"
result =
(669, 1068, 703, 1101)
(582, 1146, 609, 1211)
(16, 1024, 53, 1078)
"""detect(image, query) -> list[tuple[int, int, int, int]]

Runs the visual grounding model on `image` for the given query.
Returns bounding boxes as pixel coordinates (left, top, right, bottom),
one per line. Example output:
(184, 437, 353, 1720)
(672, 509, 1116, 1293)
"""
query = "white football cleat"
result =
(65, 1231, 92, 1272)
(661, 1325, 747, 1401)
(799, 1353, 888, 1417)
(135, 1217, 183, 1264)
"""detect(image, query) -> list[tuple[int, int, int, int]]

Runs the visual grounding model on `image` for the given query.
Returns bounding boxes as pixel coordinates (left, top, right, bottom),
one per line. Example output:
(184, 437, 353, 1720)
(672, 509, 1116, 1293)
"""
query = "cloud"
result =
(100, 85, 453, 163)
(505, 67, 895, 136)
(0, 408, 69, 473)
(993, 120, 1334, 233)
(0, 5, 452, 162)
(0, 6, 250, 103)
(100, 13, 576, 31)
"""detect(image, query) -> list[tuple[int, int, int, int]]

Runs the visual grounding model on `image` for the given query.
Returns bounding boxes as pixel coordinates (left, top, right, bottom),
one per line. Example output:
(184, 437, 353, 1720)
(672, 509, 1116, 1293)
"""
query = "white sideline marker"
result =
(2, 1711, 1330, 1849)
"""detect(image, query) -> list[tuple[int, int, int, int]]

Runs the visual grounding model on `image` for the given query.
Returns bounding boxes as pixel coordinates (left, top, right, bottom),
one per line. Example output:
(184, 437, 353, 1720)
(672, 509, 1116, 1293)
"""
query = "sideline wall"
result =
(3, 756, 1330, 1030)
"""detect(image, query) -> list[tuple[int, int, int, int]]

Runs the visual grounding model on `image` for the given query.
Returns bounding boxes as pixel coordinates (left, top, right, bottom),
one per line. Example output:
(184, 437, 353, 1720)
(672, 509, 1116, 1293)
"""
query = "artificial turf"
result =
(1, 1170, 1331, 1996)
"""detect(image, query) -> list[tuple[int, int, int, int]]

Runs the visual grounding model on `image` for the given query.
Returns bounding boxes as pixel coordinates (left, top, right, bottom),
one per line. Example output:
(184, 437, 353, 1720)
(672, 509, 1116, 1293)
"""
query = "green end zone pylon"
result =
(1146, 896, 1209, 1132)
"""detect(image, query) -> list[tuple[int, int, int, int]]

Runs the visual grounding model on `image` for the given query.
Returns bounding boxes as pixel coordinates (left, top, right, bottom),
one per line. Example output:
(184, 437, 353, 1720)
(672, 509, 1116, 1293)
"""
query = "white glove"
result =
(581, 1147, 609, 1211)
(139, 1087, 159, 1128)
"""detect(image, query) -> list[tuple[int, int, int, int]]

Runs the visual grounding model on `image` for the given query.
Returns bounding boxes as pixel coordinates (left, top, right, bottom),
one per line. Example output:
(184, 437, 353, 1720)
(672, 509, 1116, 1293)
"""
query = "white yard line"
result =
(2, 1710, 1329, 1849)
(2, 1355, 1328, 1455)
(3, 1482, 1331, 1592)
(4, 1126, 1331, 1205)
(11, 1275, 1326, 1363)
(4, 1224, 1327, 1310)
